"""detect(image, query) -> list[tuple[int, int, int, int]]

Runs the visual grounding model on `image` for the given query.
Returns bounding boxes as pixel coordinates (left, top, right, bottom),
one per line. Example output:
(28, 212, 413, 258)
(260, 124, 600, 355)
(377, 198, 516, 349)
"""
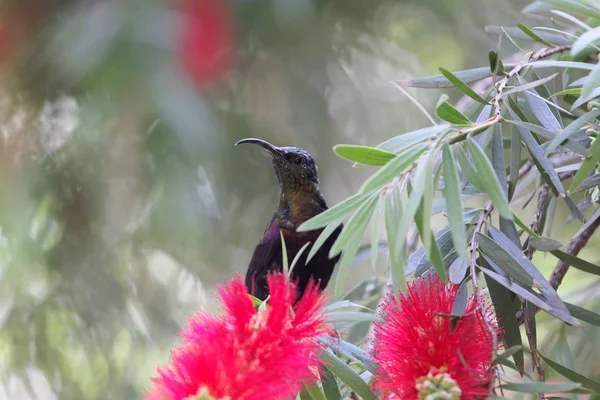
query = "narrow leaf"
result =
(395, 67, 493, 88)
(570, 138, 600, 193)
(320, 350, 376, 400)
(507, 111, 566, 196)
(500, 382, 581, 394)
(377, 124, 450, 154)
(572, 25, 600, 56)
(527, 60, 596, 71)
(550, 250, 600, 276)
(307, 223, 342, 263)
(508, 124, 521, 201)
(385, 181, 406, 291)
(442, 143, 468, 261)
(485, 273, 525, 373)
(439, 67, 489, 105)
(503, 73, 559, 97)
(304, 383, 327, 400)
(478, 233, 534, 286)
(518, 23, 553, 46)
(436, 100, 472, 125)
(360, 143, 428, 193)
(467, 137, 512, 219)
(548, 109, 600, 154)
(540, 354, 600, 394)
(565, 302, 600, 327)
(334, 145, 396, 166)
(298, 193, 370, 232)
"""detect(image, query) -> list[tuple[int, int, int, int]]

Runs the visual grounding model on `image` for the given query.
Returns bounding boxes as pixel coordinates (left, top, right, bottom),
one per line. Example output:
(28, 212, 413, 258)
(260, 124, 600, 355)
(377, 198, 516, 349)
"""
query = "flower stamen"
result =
(415, 368, 461, 400)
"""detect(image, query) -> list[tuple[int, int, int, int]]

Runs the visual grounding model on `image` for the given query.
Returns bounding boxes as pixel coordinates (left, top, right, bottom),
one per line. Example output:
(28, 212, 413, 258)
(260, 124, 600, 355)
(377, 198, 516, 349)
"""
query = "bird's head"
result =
(235, 138, 320, 192)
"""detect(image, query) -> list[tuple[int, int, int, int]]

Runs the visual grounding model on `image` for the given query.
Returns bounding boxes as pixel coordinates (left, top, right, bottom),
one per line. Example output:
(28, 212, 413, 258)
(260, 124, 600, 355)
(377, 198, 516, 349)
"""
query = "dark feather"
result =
(245, 218, 342, 300)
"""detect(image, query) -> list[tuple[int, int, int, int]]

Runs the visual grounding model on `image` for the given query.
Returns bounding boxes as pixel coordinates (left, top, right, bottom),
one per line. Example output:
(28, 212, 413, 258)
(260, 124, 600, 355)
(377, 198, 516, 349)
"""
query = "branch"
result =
(516, 210, 600, 324)
(448, 44, 572, 145)
(549, 214, 600, 289)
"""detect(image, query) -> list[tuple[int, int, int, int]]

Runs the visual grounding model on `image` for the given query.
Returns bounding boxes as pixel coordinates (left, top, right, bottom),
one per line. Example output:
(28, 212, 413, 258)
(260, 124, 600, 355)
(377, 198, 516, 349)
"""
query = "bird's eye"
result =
(293, 156, 303, 165)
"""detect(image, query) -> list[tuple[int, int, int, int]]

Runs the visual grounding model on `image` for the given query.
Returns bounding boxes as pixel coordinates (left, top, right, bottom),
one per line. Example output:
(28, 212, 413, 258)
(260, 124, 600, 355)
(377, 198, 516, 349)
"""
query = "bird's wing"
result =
(245, 219, 284, 299)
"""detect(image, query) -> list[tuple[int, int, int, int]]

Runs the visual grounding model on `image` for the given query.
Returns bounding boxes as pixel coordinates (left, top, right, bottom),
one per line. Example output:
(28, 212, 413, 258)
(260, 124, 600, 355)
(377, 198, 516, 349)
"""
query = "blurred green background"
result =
(4, 0, 599, 399)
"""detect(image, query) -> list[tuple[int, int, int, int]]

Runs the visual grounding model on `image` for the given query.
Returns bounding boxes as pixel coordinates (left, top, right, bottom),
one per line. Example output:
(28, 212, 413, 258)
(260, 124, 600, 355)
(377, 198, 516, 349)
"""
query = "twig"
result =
(516, 212, 600, 324)
(526, 171, 576, 259)
(448, 44, 572, 145)
(549, 214, 600, 289)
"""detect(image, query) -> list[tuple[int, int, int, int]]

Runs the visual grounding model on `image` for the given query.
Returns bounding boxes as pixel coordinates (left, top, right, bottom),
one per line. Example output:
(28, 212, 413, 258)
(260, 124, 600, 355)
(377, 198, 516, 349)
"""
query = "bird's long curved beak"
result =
(235, 138, 284, 157)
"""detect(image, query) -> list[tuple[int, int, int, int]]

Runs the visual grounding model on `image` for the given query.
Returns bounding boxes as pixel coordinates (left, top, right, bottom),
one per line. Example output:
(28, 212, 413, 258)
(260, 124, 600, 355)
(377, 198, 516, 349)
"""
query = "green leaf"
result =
(334, 145, 396, 166)
(394, 155, 430, 259)
(323, 337, 378, 373)
(572, 25, 600, 56)
(320, 350, 376, 400)
(417, 153, 436, 266)
(385, 180, 406, 292)
(414, 201, 447, 282)
(298, 192, 370, 232)
(477, 233, 534, 286)
(321, 367, 342, 400)
(572, 87, 600, 110)
(442, 143, 468, 261)
(456, 147, 485, 193)
(548, 109, 600, 154)
(582, 63, 600, 100)
(508, 124, 521, 200)
(534, 0, 600, 18)
(360, 143, 428, 193)
(521, 77, 563, 137)
(553, 88, 582, 97)
(394, 67, 493, 88)
(377, 125, 450, 154)
(550, 249, 600, 276)
(325, 311, 381, 324)
(503, 73, 559, 98)
(281, 231, 289, 275)
(492, 346, 524, 366)
(485, 272, 525, 373)
(540, 354, 600, 394)
(436, 100, 472, 125)
(481, 267, 554, 315)
(488, 50, 503, 75)
(507, 111, 567, 197)
(307, 223, 340, 263)
(370, 199, 382, 271)
(438, 68, 489, 105)
(288, 241, 311, 277)
(565, 302, 600, 326)
(467, 137, 512, 219)
(303, 383, 327, 400)
(500, 382, 581, 394)
(529, 237, 563, 251)
(485, 25, 572, 45)
(527, 60, 596, 71)
(508, 119, 590, 157)
(570, 138, 600, 193)
(518, 23, 553, 46)
(330, 194, 379, 297)
(482, 228, 577, 325)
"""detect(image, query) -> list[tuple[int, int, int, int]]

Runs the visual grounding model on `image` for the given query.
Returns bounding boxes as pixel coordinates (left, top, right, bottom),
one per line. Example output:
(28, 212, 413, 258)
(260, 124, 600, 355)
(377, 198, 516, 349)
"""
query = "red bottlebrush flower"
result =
(372, 274, 499, 400)
(177, 0, 234, 86)
(146, 273, 329, 400)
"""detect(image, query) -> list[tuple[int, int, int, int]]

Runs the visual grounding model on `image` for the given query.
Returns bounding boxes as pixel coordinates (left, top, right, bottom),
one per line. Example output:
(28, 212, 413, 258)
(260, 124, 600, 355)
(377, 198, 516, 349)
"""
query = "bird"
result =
(235, 138, 342, 301)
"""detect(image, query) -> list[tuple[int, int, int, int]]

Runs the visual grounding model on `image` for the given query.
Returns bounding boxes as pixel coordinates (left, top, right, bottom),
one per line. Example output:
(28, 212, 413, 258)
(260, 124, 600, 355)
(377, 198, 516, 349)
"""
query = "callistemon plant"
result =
(372, 275, 501, 400)
(146, 273, 330, 400)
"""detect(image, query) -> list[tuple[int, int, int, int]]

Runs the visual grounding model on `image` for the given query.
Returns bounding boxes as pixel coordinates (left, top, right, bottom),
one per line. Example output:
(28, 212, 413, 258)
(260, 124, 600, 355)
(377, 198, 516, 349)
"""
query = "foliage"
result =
(297, 1, 600, 398)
